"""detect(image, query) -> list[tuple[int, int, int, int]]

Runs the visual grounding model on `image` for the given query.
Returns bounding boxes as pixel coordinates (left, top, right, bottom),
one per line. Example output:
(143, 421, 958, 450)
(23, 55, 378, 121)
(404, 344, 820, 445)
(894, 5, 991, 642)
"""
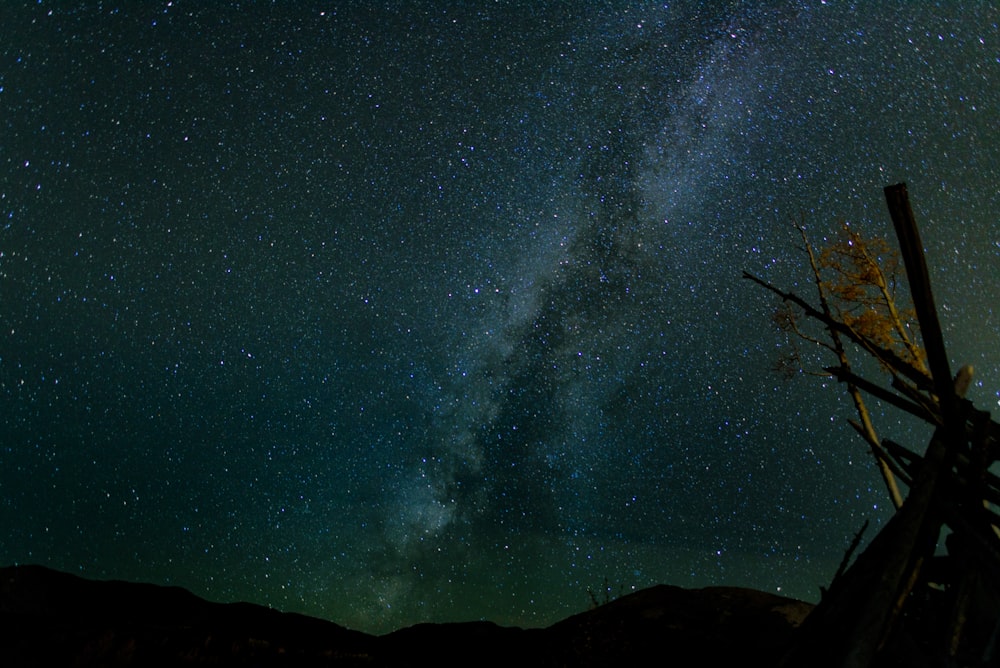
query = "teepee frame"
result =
(748, 183, 1000, 667)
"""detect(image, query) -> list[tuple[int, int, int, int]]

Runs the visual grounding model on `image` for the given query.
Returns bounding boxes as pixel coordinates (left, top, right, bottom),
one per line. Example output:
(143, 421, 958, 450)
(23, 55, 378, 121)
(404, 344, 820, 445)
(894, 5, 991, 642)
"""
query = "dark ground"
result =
(0, 564, 814, 667)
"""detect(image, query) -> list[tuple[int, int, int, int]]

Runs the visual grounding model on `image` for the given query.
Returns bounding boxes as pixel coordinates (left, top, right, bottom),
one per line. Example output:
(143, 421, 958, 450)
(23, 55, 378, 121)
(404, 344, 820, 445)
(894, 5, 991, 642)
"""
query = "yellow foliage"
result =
(817, 223, 925, 370)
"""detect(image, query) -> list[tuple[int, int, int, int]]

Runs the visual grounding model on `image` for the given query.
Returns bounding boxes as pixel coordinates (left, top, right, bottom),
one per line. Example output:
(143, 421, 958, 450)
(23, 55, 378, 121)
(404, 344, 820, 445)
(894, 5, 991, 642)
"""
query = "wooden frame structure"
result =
(747, 184, 1000, 667)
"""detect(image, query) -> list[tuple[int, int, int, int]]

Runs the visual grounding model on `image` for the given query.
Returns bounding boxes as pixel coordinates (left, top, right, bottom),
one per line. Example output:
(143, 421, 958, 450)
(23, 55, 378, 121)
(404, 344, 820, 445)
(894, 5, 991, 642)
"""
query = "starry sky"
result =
(2, 1, 999, 635)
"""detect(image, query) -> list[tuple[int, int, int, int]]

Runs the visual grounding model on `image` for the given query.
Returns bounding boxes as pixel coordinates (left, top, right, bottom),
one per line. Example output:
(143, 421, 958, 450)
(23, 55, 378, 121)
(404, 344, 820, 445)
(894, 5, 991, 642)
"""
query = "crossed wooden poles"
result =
(747, 184, 999, 667)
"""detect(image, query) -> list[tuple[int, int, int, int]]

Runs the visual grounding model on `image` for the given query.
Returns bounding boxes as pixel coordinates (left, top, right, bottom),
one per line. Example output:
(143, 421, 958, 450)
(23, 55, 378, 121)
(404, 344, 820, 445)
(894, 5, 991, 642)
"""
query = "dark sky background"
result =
(2, 1, 998, 634)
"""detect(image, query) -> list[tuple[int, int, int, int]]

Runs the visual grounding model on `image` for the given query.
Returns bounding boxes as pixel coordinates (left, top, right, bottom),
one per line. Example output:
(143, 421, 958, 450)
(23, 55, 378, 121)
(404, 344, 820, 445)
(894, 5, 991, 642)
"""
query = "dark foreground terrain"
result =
(0, 564, 813, 666)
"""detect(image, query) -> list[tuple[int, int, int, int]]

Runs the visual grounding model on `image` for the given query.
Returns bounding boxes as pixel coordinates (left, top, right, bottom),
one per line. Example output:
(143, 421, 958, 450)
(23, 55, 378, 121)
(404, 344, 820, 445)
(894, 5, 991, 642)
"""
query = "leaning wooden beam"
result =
(825, 366, 937, 424)
(829, 520, 871, 588)
(781, 434, 955, 667)
(891, 376, 943, 426)
(881, 439, 1000, 513)
(779, 484, 938, 667)
(843, 423, 913, 487)
(949, 457, 1000, 507)
(885, 183, 960, 428)
(882, 438, 920, 477)
(781, 186, 961, 667)
(742, 270, 934, 392)
(882, 437, 1000, 543)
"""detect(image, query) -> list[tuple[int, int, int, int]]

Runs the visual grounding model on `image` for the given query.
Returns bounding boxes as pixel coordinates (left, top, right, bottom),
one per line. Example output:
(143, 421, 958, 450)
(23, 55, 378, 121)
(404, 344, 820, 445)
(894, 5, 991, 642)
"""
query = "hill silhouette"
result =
(1, 564, 812, 666)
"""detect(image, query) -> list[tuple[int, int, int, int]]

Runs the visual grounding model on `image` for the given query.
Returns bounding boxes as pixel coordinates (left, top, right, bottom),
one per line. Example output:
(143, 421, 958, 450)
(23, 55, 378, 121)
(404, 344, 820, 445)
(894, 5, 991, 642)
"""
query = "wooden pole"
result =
(781, 186, 960, 667)
(883, 183, 957, 424)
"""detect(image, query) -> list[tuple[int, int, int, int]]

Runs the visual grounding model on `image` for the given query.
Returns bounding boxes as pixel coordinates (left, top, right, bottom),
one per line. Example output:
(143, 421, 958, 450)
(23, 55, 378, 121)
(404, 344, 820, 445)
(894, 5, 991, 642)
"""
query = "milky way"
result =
(2, 2, 999, 633)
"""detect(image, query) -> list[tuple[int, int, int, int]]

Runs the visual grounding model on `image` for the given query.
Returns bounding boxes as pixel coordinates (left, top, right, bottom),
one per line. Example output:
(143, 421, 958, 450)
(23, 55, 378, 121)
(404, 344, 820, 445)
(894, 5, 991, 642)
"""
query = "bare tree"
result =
(747, 221, 932, 509)
(744, 184, 999, 667)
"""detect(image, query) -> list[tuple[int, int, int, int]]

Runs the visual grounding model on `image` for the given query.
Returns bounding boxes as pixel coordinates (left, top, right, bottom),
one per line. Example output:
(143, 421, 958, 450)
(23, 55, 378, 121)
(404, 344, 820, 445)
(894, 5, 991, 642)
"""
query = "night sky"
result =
(2, 1, 999, 635)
